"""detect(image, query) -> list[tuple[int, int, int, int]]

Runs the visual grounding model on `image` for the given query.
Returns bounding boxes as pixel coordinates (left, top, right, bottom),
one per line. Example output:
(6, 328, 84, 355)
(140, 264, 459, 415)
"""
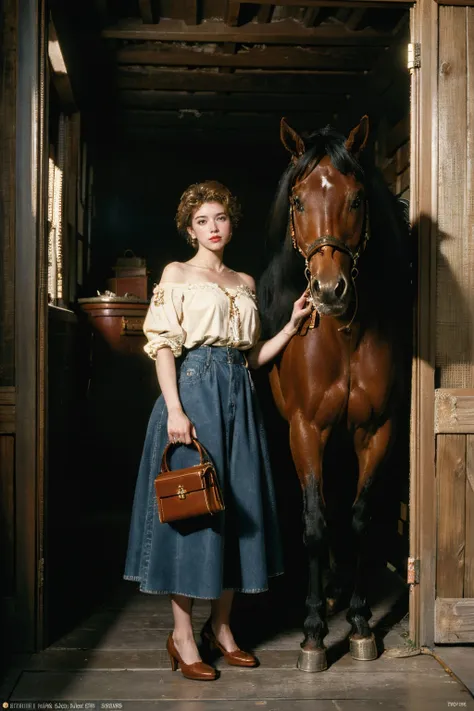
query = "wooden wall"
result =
(434, 5, 474, 644)
(0, 0, 17, 660)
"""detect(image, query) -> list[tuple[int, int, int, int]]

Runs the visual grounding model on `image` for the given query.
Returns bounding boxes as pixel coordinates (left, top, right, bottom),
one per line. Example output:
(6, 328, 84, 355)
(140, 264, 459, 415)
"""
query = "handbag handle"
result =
(160, 437, 210, 472)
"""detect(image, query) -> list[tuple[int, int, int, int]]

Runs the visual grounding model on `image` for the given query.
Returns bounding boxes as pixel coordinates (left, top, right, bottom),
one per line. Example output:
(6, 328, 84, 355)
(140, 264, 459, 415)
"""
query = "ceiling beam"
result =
(117, 89, 350, 112)
(102, 18, 399, 45)
(115, 45, 384, 70)
(237, 0, 409, 5)
(138, 0, 160, 24)
(116, 67, 363, 93)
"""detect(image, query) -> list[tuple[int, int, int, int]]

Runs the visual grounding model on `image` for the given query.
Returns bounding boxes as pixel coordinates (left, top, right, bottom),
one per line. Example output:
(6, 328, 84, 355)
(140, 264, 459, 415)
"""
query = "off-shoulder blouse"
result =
(143, 282, 260, 359)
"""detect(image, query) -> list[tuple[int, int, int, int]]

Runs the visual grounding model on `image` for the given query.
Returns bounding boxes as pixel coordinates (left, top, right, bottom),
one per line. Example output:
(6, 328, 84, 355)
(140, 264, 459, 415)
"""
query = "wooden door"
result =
(410, 0, 474, 646)
(432, 3, 474, 643)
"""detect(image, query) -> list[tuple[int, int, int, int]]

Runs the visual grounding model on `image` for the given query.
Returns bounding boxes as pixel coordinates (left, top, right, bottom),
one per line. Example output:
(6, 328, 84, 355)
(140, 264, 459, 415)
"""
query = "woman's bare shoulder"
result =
(160, 262, 188, 283)
(236, 271, 256, 292)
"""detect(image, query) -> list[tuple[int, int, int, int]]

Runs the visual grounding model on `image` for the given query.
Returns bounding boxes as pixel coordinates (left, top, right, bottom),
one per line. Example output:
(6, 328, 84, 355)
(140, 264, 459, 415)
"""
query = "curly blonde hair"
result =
(175, 180, 242, 247)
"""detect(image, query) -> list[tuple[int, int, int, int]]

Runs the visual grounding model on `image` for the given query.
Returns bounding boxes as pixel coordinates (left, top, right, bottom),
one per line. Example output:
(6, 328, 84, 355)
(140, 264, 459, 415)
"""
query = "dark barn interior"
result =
(44, 0, 411, 648)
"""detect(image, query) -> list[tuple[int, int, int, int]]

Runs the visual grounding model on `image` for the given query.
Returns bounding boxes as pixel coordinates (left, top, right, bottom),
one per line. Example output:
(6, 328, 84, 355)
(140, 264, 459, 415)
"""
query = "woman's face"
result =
(188, 201, 232, 251)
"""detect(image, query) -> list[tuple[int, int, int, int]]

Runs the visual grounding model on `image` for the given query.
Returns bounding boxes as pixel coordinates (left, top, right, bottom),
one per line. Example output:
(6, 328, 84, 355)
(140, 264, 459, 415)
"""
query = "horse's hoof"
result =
(297, 647, 328, 672)
(349, 633, 378, 661)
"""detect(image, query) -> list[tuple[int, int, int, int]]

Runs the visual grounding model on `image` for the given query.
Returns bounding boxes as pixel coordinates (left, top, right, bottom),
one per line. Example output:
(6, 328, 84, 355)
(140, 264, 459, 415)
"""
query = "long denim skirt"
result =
(124, 345, 284, 598)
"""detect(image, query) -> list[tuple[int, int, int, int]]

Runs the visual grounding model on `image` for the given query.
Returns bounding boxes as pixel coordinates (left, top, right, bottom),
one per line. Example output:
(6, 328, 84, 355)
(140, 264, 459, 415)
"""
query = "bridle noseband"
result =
(288, 194, 370, 332)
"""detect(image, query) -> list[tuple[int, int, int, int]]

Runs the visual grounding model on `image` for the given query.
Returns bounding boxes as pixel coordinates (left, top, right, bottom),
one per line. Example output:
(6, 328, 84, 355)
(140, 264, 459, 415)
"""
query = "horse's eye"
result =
(293, 196, 304, 213)
(351, 197, 362, 210)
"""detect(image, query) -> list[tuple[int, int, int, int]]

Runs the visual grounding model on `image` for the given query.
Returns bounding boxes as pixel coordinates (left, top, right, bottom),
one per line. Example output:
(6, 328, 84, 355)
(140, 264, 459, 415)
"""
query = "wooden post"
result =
(15, 0, 48, 651)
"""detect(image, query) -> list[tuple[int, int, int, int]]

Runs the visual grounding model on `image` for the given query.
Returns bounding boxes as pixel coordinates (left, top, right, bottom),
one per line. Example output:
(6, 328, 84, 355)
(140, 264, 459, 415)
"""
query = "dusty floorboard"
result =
(3, 574, 474, 710)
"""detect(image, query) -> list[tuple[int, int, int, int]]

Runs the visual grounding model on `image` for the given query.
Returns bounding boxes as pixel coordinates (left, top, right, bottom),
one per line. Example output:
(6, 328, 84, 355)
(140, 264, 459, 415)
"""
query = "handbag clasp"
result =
(177, 485, 187, 500)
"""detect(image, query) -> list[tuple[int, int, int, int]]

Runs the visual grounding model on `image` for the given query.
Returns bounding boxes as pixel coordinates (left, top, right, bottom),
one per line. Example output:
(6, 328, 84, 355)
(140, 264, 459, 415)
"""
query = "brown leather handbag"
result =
(154, 438, 225, 524)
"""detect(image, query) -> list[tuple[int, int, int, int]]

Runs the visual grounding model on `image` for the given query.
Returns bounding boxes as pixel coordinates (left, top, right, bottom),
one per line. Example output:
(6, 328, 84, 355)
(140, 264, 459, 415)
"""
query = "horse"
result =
(258, 116, 412, 672)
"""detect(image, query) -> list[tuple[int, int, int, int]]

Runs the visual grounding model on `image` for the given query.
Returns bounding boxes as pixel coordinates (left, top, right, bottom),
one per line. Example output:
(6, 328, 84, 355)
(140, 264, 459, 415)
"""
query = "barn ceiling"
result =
(56, 1, 410, 141)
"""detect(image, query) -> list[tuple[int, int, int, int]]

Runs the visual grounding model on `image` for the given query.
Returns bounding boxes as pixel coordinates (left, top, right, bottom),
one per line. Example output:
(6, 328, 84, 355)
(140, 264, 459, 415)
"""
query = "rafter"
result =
(258, 5, 274, 23)
(115, 44, 384, 71)
(116, 67, 363, 94)
(303, 8, 321, 27)
(346, 8, 367, 31)
(103, 18, 397, 45)
(225, 1, 240, 26)
(184, 0, 198, 25)
(138, 0, 160, 24)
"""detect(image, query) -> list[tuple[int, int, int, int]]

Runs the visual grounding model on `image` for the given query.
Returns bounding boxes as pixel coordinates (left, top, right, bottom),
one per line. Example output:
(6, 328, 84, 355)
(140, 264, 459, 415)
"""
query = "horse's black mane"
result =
(258, 125, 412, 338)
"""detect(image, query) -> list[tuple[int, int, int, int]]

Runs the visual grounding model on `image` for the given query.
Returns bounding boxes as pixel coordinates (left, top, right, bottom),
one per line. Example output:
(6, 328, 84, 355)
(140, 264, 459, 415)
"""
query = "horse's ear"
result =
(345, 115, 369, 156)
(280, 117, 305, 159)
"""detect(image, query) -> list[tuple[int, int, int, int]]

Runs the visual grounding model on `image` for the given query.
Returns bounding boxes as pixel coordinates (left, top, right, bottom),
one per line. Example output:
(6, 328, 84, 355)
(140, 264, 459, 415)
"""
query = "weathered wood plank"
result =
(0, 404, 15, 433)
(102, 18, 397, 45)
(435, 598, 474, 643)
(0, 386, 15, 405)
(115, 45, 384, 70)
(437, 6, 469, 388)
(436, 434, 466, 598)
(25, 648, 437, 672)
(435, 389, 474, 433)
(116, 67, 363, 94)
(10, 667, 461, 703)
(466, 435, 474, 596)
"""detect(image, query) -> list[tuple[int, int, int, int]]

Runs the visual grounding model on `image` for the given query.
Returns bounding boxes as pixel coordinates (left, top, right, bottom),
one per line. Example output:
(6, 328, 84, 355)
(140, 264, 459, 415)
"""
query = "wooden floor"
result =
(3, 572, 474, 711)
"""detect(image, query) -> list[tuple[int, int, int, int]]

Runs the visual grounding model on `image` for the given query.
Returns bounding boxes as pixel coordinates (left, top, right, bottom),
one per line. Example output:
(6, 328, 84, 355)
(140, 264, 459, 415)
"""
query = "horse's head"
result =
(281, 116, 370, 317)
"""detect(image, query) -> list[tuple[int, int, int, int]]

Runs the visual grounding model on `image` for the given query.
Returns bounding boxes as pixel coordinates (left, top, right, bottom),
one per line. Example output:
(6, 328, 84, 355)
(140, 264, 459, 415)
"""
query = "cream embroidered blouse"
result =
(143, 282, 260, 359)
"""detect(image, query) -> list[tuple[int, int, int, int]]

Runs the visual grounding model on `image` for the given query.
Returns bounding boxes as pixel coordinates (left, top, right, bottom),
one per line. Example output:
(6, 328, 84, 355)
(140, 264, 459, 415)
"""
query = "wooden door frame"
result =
(15, 0, 48, 651)
(408, 0, 438, 649)
(14, 0, 440, 652)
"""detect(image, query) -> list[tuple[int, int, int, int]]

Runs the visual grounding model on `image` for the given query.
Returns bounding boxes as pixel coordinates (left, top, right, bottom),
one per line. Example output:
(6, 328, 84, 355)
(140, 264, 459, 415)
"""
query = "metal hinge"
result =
(38, 557, 45, 589)
(407, 43, 421, 72)
(407, 557, 420, 585)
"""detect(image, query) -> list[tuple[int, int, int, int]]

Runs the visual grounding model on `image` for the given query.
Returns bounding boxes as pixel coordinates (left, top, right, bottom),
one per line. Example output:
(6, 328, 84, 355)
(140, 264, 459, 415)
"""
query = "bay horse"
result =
(258, 116, 411, 672)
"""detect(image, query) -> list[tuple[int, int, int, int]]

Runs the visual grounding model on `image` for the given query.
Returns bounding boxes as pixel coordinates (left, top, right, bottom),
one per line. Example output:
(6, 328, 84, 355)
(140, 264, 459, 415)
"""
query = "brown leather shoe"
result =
(166, 633, 218, 680)
(201, 618, 259, 668)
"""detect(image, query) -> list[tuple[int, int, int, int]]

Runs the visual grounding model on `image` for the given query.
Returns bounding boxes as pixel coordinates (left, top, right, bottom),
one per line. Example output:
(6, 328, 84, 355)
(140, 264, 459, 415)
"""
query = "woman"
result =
(124, 181, 311, 680)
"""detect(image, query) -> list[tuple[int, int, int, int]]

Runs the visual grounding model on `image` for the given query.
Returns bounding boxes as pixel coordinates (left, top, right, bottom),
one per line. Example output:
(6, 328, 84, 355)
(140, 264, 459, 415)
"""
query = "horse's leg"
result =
(347, 418, 393, 661)
(290, 415, 330, 672)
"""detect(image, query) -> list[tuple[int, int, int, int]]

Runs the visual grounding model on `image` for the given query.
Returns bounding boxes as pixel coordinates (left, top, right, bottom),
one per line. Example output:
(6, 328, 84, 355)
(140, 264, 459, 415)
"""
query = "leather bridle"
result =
(288, 189, 370, 332)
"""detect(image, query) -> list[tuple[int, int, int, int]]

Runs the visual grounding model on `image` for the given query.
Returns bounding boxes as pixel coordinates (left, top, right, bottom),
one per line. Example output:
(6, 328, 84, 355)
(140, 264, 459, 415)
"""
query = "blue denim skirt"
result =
(124, 345, 284, 598)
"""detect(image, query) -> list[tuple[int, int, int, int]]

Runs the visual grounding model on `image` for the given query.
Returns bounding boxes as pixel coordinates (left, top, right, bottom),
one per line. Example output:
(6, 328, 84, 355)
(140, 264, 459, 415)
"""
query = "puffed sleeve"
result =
(143, 284, 186, 359)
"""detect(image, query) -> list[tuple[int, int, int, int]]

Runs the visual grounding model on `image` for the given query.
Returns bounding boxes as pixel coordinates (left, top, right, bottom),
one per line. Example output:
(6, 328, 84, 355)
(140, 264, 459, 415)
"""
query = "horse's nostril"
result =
(335, 278, 345, 299)
(312, 279, 321, 294)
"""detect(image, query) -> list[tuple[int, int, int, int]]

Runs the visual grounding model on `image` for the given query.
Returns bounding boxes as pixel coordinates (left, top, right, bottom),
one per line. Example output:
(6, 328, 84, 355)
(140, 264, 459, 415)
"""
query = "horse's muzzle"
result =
(310, 277, 351, 316)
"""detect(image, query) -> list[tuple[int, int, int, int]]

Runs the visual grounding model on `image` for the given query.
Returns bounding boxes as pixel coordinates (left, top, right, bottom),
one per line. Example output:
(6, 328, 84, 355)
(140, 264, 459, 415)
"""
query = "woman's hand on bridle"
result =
(168, 407, 197, 445)
(283, 291, 313, 336)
